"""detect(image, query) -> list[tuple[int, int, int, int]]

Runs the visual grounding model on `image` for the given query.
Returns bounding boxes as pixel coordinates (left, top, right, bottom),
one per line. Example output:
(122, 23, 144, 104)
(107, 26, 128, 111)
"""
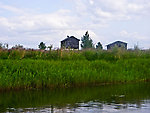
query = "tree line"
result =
(39, 31, 103, 50)
(0, 31, 102, 50)
(81, 31, 103, 50)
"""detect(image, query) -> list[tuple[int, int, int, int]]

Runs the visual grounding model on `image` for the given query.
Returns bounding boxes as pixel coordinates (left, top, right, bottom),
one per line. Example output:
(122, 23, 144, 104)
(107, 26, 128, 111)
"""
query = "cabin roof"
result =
(106, 41, 127, 46)
(61, 36, 80, 42)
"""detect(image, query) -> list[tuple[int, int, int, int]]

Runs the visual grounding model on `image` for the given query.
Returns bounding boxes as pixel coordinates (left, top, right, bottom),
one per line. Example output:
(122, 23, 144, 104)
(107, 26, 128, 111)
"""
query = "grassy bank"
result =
(0, 48, 150, 61)
(0, 58, 150, 90)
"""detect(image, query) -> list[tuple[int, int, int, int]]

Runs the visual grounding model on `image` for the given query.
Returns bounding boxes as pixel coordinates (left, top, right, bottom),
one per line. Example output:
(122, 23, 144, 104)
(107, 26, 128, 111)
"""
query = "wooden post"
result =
(61, 48, 62, 58)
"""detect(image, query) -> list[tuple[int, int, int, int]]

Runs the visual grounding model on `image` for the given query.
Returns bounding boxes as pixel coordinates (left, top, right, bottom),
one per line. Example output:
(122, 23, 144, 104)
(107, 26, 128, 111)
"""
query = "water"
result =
(0, 82, 150, 113)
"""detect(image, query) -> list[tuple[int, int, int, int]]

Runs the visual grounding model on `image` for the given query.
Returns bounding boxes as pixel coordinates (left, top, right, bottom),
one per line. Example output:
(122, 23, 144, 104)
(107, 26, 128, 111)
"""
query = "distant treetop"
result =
(38, 42, 46, 50)
(81, 31, 94, 49)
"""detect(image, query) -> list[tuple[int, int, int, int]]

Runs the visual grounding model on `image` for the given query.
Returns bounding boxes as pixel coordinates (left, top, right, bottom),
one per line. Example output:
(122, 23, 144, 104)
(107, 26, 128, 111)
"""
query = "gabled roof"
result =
(61, 36, 80, 42)
(106, 41, 127, 46)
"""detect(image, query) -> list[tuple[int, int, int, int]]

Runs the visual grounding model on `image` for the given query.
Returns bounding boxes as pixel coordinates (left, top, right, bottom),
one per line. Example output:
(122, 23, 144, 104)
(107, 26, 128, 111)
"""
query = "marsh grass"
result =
(0, 57, 150, 90)
(0, 48, 150, 90)
(0, 48, 150, 61)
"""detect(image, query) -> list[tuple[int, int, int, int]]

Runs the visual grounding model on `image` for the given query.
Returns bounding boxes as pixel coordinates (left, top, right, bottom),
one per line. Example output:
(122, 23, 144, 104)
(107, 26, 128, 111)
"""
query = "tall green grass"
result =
(0, 48, 150, 61)
(0, 58, 150, 90)
(0, 48, 150, 90)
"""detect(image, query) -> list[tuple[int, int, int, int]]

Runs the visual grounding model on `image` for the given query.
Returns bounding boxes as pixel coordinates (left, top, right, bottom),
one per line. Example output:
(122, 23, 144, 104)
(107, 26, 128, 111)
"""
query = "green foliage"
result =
(44, 50, 60, 60)
(0, 58, 150, 90)
(8, 49, 25, 59)
(60, 50, 85, 60)
(47, 44, 53, 51)
(0, 43, 8, 49)
(96, 42, 103, 49)
(0, 50, 9, 59)
(0, 48, 149, 91)
(81, 31, 94, 49)
(82, 50, 98, 61)
(0, 49, 150, 61)
(12, 44, 23, 49)
(38, 42, 46, 50)
(0, 43, 2, 49)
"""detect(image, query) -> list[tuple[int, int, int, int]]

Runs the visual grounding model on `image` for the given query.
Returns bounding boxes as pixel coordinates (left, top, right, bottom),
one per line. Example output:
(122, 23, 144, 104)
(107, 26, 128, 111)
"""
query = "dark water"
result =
(0, 82, 150, 113)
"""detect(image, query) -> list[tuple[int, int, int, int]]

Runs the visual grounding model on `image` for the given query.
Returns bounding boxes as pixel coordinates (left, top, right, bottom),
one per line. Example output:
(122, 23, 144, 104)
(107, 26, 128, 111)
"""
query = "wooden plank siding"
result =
(106, 41, 127, 50)
(61, 36, 80, 49)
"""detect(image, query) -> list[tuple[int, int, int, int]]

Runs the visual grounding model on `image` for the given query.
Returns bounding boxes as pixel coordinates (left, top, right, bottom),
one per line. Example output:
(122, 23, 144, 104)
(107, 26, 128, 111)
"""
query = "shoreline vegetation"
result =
(0, 48, 150, 90)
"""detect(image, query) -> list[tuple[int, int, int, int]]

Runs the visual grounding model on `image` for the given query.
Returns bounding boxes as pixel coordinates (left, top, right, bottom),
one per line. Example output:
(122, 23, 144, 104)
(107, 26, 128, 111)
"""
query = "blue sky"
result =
(0, 0, 150, 49)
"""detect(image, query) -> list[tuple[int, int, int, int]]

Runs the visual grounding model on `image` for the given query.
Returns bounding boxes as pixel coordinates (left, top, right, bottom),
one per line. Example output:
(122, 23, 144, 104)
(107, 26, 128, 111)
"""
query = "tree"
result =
(12, 44, 23, 49)
(4, 43, 9, 49)
(134, 43, 140, 51)
(81, 31, 94, 49)
(96, 42, 103, 50)
(0, 43, 2, 49)
(38, 42, 46, 50)
(47, 44, 53, 51)
(0, 43, 9, 49)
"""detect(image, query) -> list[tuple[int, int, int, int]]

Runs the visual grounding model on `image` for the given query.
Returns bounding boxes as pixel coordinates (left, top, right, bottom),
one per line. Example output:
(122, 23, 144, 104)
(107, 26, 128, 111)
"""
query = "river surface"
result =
(0, 82, 150, 113)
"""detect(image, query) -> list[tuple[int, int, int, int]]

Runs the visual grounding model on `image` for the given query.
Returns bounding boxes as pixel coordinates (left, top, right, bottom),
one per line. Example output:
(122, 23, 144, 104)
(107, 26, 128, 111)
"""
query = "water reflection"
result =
(0, 82, 150, 113)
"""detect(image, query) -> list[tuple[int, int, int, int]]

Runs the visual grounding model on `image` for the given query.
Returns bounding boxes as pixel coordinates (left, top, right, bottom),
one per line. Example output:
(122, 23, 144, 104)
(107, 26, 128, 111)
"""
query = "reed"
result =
(0, 48, 150, 61)
(0, 58, 150, 90)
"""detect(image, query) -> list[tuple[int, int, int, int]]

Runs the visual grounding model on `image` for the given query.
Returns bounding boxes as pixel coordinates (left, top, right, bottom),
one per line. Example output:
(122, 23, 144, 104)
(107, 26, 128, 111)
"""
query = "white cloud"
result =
(127, 3, 144, 12)
(0, 8, 80, 48)
(89, 0, 149, 20)
(119, 30, 150, 49)
(89, 0, 94, 5)
(94, 8, 113, 18)
(0, 2, 25, 15)
(0, 0, 150, 49)
(120, 30, 129, 36)
(120, 30, 148, 40)
(0, 9, 77, 32)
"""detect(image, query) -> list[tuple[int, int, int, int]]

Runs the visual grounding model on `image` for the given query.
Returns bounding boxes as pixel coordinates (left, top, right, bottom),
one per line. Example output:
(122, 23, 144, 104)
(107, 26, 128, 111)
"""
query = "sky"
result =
(0, 0, 150, 49)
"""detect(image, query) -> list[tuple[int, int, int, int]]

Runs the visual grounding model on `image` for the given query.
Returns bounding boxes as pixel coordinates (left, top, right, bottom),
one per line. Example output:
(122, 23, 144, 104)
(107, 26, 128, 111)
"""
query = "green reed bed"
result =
(0, 48, 150, 61)
(0, 58, 150, 90)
